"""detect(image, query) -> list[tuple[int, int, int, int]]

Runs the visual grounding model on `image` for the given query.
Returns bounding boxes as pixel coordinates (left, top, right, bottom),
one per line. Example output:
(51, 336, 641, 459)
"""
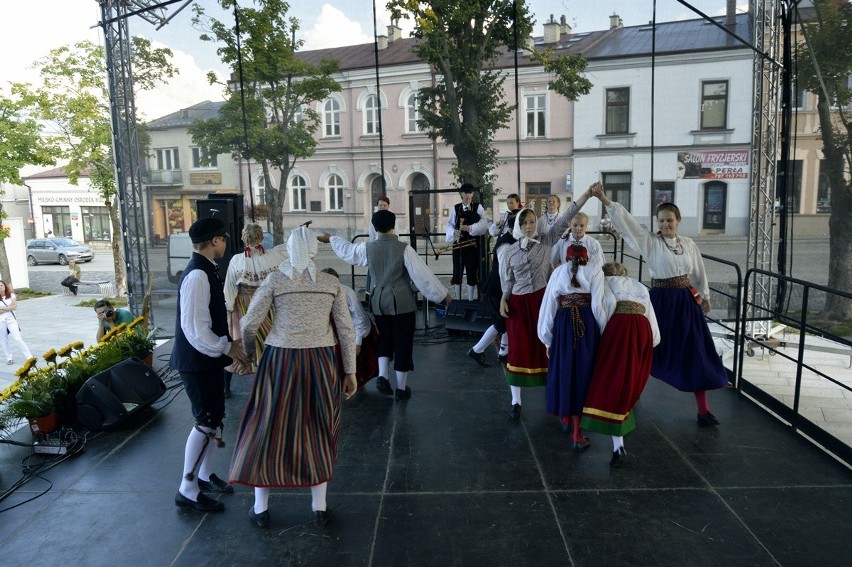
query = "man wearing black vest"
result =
(445, 183, 489, 301)
(320, 210, 451, 400)
(171, 218, 248, 513)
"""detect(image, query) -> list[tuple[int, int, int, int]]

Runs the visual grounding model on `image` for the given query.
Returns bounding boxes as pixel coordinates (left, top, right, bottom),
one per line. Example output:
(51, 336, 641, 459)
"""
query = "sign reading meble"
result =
(677, 150, 750, 180)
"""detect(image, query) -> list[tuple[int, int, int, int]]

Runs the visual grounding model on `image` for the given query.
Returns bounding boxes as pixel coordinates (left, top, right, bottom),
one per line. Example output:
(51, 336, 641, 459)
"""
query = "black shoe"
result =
(198, 474, 234, 494)
(223, 387, 231, 399)
(572, 437, 591, 453)
(249, 506, 270, 527)
(467, 348, 488, 367)
(376, 376, 393, 395)
(175, 491, 225, 513)
(314, 509, 332, 526)
(697, 411, 720, 427)
(610, 447, 626, 468)
(508, 403, 521, 420)
(71, 287, 78, 296)
(395, 386, 411, 401)
(497, 352, 508, 364)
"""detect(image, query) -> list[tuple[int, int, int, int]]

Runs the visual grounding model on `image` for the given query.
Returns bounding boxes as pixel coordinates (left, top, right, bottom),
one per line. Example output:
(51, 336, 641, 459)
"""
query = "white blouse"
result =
(537, 262, 608, 348)
(602, 276, 661, 347)
(223, 247, 286, 311)
(606, 201, 710, 300)
(550, 234, 605, 269)
(536, 211, 559, 236)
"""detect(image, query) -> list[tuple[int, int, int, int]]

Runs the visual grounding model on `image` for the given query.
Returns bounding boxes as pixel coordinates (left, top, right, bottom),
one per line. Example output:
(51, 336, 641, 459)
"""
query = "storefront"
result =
(32, 194, 111, 245)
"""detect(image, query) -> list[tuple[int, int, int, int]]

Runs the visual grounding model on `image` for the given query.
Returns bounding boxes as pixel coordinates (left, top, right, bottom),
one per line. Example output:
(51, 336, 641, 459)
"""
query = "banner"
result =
(677, 150, 750, 180)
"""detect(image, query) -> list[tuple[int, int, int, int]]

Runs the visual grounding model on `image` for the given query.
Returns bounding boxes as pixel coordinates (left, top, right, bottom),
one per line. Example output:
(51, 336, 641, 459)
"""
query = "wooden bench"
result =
(64, 280, 116, 297)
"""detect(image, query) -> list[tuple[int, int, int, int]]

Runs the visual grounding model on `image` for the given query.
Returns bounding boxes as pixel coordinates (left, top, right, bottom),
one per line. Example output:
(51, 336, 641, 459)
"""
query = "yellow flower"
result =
(114, 323, 128, 333)
(127, 317, 144, 330)
(57, 343, 75, 357)
(15, 357, 37, 377)
(43, 348, 58, 363)
(72, 341, 85, 351)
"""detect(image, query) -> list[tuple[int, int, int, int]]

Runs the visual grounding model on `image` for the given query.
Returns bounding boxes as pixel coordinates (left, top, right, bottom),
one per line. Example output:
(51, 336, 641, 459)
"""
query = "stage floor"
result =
(2, 331, 851, 566)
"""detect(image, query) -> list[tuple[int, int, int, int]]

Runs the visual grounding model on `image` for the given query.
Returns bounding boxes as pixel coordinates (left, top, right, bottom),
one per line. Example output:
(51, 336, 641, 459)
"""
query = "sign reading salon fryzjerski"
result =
(677, 150, 750, 180)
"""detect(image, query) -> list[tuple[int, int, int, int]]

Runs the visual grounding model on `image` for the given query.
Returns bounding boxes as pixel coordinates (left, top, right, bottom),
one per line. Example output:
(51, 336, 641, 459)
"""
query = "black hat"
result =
(459, 183, 476, 194)
(188, 218, 229, 244)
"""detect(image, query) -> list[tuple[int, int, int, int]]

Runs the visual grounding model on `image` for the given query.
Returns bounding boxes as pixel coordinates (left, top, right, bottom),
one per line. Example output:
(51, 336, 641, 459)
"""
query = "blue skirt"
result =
(650, 287, 729, 392)
(545, 305, 600, 417)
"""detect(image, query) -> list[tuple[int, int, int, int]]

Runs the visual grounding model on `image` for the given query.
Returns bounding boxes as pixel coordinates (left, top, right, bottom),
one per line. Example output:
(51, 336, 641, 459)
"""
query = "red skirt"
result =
(581, 313, 654, 436)
(505, 288, 548, 387)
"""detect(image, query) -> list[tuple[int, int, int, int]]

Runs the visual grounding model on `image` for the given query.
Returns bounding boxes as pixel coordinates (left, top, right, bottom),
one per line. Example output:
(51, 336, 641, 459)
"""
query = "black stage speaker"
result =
(197, 194, 244, 281)
(75, 358, 166, 431)
(442, 299, 492, 335)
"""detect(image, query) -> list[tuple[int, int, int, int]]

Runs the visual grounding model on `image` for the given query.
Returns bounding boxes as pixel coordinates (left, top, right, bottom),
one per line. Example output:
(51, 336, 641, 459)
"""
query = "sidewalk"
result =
(0, 294, 103, 392)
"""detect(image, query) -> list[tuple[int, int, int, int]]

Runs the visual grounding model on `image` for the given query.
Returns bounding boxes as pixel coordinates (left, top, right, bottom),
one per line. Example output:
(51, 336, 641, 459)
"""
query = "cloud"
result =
(135, 43, 227, 120)
(302, 3, 415, 50)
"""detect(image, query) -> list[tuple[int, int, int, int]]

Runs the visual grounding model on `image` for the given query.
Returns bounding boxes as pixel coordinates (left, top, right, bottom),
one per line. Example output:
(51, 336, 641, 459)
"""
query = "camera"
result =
(104, 309, 114, 318)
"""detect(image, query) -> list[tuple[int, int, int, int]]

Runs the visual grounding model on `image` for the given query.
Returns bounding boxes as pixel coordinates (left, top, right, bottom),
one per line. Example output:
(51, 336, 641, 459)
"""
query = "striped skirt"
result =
(228, 284, 274, 375)
(228, 345, 342, 488)
(505, 288, 548, 387)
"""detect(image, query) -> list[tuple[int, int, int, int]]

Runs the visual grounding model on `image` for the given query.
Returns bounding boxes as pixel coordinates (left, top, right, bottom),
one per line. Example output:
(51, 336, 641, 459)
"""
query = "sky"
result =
(0, 1, 747, 120)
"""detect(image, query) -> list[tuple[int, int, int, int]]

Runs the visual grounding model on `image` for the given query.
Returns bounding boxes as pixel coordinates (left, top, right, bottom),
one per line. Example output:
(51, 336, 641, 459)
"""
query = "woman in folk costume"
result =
(536, 194, 561, 236)
(591, 185, 728, 426)
(581, 262, 660, 467)
(229, 225, 357, 528)
(537, 242, 607, 452)
(222, 223, 284, 396)
(551, 212, 605, 270)
(498, 182, 596, 420)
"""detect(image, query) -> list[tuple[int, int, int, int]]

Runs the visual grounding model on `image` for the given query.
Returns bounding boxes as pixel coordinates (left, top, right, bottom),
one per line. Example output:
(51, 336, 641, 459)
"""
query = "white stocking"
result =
(454, 284, 462, 300)
(499, 333, 509, 355)
(466, 285, 475, 301)
(473, 325, 499, 353)
(378, 357, 390, 379)
(395, 371, 407, 391)
(510, 386, 522, 406)
(179, 425, 215, 500)
(254, 487, 270, 514)
(311, 482, 328, 512)
(612, 436, 624, 451)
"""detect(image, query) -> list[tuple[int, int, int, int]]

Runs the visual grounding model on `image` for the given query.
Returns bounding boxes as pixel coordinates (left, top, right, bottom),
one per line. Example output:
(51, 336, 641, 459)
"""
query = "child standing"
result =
(581, 263, 660, 467)
(537, 243, 607, 451)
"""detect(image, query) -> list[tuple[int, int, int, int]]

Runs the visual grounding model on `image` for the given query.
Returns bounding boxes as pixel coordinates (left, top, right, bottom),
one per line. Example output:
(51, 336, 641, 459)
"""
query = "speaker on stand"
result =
(441, 299, 492, 335)
(75, 358, 166, 431)
(197, 194, 244, 282)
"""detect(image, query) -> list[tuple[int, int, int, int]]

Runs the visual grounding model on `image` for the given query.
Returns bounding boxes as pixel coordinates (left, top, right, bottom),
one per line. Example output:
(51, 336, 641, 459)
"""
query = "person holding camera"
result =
(94, 299, 135, 341)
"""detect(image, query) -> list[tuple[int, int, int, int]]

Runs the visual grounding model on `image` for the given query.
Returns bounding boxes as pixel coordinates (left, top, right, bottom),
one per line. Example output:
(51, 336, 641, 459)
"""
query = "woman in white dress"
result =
(0, 281, 33, 365)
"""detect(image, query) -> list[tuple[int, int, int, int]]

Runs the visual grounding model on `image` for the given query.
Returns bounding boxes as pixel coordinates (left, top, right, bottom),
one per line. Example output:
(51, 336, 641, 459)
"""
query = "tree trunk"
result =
(106, 200, 126, 296)
(0, 204, 10, 284)
(816, 97, 852, 321)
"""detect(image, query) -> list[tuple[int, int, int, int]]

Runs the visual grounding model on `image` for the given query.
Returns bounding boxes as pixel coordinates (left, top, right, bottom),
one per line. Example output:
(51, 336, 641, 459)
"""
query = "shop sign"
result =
(34, 194, 104, 205)
(677, 150, 750, 180)
(190, 172, 222, 185)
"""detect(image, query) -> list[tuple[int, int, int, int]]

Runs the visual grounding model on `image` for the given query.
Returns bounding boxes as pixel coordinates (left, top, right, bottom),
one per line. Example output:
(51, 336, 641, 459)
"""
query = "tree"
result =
(17, 38, 176, 294)
(0, 87, 58, 280)
(191, 0, 341, 244)
(794, 0, 852, 321)
(387, 0, 591, 201)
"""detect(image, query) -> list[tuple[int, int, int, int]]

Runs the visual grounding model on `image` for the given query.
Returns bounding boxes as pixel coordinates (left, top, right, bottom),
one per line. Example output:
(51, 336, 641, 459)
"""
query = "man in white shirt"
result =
(445, 183, 489, 301)
(170, 218, 248, 514)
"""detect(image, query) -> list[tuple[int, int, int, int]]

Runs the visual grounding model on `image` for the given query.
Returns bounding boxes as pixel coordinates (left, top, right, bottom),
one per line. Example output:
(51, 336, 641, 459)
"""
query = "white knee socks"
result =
(499, 334, 508, 356)
(395, 371, 407, 391)
(466, 285, 475, 301)
(612, 436, 624, 451)
(254, 487, 270, 514)
(179, 425, 215, 500)
(454, 284, 462, 300)
(378, 357, 390, 379)
(510, 386, 522, 406)
(473, 325, 499, 353)
(311, 482, 328, 512)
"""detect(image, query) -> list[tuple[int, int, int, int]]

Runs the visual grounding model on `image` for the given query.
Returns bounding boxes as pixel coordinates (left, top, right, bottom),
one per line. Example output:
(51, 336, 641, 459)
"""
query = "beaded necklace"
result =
(659, 233, 684, 255)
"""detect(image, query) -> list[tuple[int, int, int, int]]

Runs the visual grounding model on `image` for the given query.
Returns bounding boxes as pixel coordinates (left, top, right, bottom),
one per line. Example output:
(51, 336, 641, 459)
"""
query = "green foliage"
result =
(9, 288, 53, 300)
(191, 0, 341, 244)
(0, 87, 57, 185)
(76, 297, 128, 308)
(530, 48, 592, 102)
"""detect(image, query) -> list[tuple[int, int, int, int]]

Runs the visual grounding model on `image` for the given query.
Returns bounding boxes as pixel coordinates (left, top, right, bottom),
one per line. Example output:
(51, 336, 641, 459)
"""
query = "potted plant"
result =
(98, 318, 156, 366)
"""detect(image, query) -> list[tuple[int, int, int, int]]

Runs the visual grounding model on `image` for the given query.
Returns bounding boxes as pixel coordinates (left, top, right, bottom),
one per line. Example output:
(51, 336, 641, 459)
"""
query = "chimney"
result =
(560, 15, 572, 37)
(387, 21, 402, 43)
(726, 0, 736, 29)
(377, 34, 388, 50)
(543, 14, 560, 44)
(609, 13, 623, 30)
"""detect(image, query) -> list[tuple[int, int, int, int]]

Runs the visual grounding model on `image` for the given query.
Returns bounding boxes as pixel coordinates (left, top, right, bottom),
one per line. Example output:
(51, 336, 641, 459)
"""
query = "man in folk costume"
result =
(320, 210, 452, 399)
(171, 218, 248, 513)
(445, 183, 489, 301)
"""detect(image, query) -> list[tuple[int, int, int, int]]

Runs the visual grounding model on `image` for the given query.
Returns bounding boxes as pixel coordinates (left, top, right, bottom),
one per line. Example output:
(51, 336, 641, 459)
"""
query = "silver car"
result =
(26, 238, 95, 265)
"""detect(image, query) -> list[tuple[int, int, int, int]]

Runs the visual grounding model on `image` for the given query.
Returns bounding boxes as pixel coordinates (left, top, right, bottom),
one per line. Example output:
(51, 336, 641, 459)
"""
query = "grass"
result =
(76, 297, 128, 308)
(13, 288, 53, 300)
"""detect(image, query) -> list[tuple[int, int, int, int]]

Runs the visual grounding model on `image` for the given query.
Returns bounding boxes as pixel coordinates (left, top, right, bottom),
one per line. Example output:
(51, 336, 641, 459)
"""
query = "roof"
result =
(24, 165, 91, 180)
(146, 100, 226, 129)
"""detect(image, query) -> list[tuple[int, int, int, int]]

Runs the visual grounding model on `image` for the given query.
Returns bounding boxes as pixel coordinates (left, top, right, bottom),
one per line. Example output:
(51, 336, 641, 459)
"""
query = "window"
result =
(41, 206, 72, 238)
(255, 171, 267, 205)
(81, 206, 111, 242)
(323, 99, 341, 137)
(327, 174, 344, 211)
(817, 160, 831, 213)
(155, 148, 180, 170)
(292, 104, 304, 124)
(601, 172, 632, 212)
(364, 94, 379, 135)
(776, 159, 802, 214)
(701, 80, 728, 129)
(605, 88, 629, 134)
(290, 175, 307, 211)
(525, 94, 546, 138)
(191, 147, 218, 169)
(652, 181, 675, 210)
(525, 182, 551, 197)
(406, 93, 422, 133)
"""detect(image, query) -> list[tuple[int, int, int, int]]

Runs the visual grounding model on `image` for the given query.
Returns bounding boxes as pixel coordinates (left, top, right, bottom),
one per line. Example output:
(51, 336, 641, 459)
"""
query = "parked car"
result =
(26, 238, 95, 265)
(167, 230, 274, 283)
